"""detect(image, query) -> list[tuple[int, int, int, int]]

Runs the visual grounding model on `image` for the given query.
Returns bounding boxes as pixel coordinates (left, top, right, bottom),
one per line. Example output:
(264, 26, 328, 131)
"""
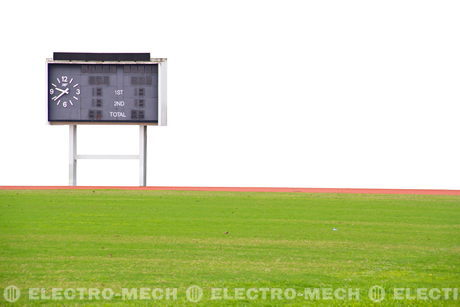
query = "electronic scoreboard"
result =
(47, 53, 167, 125)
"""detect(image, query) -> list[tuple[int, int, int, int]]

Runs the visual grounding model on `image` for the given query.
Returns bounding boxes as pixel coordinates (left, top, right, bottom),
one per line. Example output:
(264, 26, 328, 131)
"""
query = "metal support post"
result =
(69, 125, 77, 186)
(139, 125, 147, 186)
(68, 125, 147, 186)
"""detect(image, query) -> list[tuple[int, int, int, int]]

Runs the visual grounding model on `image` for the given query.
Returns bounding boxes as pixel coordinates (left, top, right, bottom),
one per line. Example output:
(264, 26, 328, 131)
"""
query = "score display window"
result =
(48, 63, 160, 124)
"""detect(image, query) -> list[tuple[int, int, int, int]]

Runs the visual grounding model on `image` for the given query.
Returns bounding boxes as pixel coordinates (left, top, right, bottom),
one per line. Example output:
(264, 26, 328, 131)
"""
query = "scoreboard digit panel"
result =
(48, 62, 160, 124)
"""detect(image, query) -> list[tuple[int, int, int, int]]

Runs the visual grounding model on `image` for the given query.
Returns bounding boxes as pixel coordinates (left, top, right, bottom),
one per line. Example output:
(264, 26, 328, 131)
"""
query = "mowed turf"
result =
(0, 190, 459, 305)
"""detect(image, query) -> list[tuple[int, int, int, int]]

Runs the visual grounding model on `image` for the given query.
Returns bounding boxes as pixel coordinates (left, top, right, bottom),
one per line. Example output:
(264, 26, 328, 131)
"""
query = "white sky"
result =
(1, 0, 460, 188)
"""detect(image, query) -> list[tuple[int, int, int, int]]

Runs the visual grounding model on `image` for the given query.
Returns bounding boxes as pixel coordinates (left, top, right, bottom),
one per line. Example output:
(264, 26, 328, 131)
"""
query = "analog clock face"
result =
(49, 75, 81, 108)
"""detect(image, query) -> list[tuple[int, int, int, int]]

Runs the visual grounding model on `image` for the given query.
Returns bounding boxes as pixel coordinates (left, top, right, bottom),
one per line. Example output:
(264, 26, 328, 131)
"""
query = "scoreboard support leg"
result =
(69, 125, 77, 186)
(139, 125, 147, 187)
(67, 125, 148, 186)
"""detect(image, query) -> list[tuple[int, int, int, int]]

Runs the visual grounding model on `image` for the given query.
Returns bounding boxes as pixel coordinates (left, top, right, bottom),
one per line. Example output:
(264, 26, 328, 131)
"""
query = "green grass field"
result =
(0, 190, 459, 305)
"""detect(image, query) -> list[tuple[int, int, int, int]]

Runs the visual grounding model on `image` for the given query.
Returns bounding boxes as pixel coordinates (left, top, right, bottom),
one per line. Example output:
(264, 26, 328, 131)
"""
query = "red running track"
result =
(1, 186, 460, 195)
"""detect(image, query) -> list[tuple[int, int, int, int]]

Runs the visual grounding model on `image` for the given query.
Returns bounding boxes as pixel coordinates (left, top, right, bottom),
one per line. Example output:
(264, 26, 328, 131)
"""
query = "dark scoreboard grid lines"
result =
(48, 63, 159, 124)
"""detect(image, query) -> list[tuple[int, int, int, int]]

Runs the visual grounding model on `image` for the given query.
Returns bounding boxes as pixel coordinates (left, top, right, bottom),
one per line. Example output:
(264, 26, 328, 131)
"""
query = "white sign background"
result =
(1, 0, 459, 189)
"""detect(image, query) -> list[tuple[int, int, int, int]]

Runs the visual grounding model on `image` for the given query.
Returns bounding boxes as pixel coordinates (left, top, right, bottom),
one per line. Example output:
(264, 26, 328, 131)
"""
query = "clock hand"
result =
(53, 88, 70, 101)
(55, 87, 68, 93)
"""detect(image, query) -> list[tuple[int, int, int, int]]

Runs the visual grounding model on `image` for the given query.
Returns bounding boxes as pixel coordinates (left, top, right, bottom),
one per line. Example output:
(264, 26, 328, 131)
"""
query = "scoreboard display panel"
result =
(47, 53, 166, 125)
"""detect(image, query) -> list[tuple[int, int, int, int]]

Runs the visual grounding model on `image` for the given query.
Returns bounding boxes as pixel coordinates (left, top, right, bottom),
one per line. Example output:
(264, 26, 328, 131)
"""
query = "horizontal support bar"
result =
(77, 155, 139, 160)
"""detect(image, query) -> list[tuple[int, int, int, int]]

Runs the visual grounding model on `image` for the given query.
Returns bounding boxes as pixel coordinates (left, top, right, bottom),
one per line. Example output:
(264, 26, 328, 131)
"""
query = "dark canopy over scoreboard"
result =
(47, 53, 167, 125)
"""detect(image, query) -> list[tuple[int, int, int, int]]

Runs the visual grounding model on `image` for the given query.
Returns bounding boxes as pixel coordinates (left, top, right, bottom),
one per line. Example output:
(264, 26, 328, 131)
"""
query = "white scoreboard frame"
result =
(46, 58, 167, 126)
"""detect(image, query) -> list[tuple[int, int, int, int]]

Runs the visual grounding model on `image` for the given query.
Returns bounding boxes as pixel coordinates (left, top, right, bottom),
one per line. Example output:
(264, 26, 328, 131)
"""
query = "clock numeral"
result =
(49, 89, 54, 95)
(62, 76, 68, 82)
(76, 89, 80, 95)
(63, 101, 67, 108)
